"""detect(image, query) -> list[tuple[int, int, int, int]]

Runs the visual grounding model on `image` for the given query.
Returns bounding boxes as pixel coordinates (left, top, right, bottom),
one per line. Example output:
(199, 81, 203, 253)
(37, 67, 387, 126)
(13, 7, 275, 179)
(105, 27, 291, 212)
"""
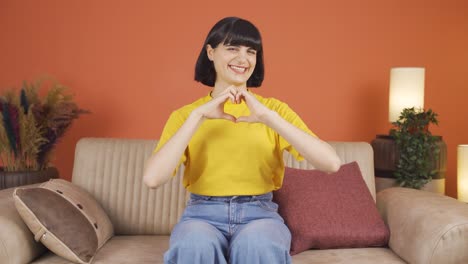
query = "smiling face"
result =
(207, 43, 257, 87)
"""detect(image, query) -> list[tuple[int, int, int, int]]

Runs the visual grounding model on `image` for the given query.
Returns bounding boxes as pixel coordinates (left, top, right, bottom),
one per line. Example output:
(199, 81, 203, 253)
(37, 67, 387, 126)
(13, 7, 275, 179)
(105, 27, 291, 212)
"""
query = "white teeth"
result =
(230, 65, 246, 73)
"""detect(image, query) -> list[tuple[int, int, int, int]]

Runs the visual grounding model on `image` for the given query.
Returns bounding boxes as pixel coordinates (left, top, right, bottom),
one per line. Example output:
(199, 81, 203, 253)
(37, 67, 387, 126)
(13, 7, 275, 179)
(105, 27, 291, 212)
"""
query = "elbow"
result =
(307, 156, 341, 173)
(143, 174, 158, 189)
(325, 148, 342, 173)
(143, 169, 164, 189)
(323, 156, 342, 173)
(328, 159, 341, 173)
(142, 156, 166, 189)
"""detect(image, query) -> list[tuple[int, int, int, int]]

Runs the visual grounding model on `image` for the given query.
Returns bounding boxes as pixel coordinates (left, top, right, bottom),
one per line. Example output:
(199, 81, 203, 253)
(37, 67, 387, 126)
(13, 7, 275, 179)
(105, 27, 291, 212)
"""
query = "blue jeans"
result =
(163, 192, 292, 264)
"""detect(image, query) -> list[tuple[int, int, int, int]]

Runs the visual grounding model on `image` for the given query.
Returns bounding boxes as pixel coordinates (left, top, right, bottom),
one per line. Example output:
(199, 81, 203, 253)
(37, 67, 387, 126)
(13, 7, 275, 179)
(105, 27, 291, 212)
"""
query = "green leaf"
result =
(391, 107, 440, 190)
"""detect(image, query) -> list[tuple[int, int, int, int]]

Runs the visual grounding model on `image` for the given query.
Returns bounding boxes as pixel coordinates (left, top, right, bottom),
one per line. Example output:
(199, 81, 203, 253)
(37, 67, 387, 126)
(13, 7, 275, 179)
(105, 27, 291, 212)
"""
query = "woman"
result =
(143, 16, 341, 264)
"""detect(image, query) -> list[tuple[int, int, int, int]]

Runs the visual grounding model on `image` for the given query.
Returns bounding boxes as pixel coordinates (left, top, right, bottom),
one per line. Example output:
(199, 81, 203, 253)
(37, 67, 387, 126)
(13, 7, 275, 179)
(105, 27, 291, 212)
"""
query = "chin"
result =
(229, 77, 251, 86)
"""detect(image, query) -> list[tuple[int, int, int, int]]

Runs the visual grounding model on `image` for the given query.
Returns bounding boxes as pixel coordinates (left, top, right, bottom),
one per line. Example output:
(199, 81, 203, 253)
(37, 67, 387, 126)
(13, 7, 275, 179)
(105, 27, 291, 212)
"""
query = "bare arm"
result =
(236, 90, 341, 173)
(143, 88, 238, 189)
(261, 111, 341, 172)
(143, 112, 204, 188)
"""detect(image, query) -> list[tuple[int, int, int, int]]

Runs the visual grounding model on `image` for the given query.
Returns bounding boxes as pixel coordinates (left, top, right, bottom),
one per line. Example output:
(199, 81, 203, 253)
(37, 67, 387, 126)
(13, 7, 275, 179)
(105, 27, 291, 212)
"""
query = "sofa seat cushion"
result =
(31, 235, 170, 264)
(32, 237, 406, 264)
(292, 247, 406, 264)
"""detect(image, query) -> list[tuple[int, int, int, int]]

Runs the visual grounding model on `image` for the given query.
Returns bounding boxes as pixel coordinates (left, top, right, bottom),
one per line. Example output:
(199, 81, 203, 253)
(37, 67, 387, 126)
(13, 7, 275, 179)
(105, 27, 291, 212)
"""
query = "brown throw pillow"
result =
(13, 179, 113, 264)
(273, 162, 390, 255)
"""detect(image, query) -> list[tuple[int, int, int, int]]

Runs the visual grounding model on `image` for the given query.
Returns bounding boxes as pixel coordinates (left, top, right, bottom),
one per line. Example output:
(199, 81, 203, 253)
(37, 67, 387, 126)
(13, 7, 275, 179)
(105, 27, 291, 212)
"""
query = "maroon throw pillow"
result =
(273, 162, 390, 255)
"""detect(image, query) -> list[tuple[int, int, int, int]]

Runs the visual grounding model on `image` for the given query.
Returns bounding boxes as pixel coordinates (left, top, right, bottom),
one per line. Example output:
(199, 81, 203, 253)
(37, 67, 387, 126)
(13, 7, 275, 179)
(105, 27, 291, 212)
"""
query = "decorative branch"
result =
(0, 78, 89, 171)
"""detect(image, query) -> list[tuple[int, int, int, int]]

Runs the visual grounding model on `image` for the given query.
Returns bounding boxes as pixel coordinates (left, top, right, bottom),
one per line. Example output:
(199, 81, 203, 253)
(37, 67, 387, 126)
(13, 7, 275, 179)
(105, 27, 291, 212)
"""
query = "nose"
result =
(235, 50, 249, 64)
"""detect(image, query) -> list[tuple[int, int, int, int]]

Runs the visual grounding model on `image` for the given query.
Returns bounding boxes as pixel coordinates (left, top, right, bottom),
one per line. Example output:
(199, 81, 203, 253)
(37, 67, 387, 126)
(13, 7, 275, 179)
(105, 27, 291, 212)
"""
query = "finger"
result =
(228, 87, 238, 101)
(214, 92, 235, 104)
(213, 87, 236, 98)
(236, 89, 249, 104)
(222, 85, 236, 95)
(221, 93, 235, 104)
(235, 92, 242, 104)
(224, 88, 239, 104)
(239, 89, 252, 102)
(219, 87, 238, 103)
(221, 113, 236, 122)
(227, 94, 236, 104)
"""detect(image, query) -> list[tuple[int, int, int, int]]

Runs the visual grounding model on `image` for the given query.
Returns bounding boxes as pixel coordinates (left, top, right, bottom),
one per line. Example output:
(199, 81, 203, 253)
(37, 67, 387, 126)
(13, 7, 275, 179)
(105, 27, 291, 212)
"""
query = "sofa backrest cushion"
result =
(71, 138, 375, 235)
(71, 138, 189, 236)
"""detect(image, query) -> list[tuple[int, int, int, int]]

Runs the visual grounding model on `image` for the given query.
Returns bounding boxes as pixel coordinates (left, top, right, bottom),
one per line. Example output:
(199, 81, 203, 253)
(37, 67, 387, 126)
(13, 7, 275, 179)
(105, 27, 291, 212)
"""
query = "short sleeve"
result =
(276, 102, 318, 161)
(153, 111, 187, 176)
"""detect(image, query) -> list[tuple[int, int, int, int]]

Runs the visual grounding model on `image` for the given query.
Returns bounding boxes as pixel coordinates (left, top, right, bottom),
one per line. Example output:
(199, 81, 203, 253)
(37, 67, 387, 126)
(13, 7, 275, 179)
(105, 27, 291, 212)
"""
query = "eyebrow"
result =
(228, 45, 256, 50)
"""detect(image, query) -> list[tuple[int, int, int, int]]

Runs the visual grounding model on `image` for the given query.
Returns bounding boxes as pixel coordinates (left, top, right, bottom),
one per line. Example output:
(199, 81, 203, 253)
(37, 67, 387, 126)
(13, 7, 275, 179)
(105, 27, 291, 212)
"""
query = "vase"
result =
(0, 167, 59, 190)
(371, 135, 447, 194)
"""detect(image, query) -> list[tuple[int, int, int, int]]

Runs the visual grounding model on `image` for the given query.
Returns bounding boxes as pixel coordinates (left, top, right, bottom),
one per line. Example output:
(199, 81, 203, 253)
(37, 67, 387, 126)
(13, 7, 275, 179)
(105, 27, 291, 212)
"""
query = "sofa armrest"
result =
(0, 185, 47, 264)
(377, 187, 468, 264)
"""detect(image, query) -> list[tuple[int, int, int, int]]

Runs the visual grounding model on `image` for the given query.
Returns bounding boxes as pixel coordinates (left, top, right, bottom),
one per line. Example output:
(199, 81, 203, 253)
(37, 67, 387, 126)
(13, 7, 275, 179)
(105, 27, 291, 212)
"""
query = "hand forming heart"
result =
(194, 86, 272, 123)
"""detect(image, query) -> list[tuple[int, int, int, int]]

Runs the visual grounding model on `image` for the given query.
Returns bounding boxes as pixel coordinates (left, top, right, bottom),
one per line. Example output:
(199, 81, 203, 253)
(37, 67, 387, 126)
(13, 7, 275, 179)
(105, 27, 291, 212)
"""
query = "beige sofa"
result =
(1, 138, 468, 264)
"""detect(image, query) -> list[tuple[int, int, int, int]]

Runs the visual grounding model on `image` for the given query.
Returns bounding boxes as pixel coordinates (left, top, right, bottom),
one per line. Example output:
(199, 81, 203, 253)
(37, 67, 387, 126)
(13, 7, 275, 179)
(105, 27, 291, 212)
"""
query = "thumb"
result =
(221, 113, 237, 122)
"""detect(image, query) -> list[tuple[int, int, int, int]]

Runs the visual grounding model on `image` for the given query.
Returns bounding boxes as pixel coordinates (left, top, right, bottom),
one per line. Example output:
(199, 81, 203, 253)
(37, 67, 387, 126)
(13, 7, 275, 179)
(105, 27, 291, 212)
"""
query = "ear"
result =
(206, 44, 214, 61)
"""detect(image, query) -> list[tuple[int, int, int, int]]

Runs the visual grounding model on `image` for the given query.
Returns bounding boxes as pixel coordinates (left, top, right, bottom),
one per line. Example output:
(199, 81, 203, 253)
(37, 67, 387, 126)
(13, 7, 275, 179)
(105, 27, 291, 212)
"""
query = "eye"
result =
(248, 50, 257, 55)
(227, 46, 238, 51)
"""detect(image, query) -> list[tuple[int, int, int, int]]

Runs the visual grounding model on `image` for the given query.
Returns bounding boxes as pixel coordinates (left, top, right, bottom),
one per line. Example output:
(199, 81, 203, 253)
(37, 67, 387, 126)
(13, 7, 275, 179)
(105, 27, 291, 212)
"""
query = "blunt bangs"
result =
(221, 20, 262, 52)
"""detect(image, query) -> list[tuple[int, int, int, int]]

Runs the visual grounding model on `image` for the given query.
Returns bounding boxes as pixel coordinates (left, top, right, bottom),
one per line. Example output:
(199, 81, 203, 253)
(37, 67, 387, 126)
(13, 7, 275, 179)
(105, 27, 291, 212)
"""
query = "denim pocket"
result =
(255, 200, 279, 212)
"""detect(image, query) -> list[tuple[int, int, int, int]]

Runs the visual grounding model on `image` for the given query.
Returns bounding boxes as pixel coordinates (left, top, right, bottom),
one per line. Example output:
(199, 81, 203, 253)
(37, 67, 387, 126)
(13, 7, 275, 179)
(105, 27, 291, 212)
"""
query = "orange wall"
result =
(1, 0, 467, 198)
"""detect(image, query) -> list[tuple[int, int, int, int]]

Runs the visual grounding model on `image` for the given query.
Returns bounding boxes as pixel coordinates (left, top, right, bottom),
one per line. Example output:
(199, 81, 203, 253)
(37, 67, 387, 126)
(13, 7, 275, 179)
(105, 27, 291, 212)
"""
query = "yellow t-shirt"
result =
(153, 91, 317, 196)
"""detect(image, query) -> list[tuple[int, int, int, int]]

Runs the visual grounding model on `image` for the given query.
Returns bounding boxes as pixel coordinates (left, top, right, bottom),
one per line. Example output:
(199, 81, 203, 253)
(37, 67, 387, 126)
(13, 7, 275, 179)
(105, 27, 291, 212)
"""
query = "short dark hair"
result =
(194, 17, 264, 87)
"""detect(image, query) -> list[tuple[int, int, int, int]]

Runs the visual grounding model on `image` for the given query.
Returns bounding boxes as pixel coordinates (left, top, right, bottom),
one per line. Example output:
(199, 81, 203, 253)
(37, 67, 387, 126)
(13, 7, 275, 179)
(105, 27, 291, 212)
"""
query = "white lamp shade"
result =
(388, 67, 425, 122)
(458, 145, 468, 203)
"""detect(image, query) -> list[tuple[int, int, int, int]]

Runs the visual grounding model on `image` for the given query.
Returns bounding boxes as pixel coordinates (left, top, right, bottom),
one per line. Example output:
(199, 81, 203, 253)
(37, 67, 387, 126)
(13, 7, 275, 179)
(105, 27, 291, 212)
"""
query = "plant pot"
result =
(371, 135, 447, 194)
(0, 167, 59, 190)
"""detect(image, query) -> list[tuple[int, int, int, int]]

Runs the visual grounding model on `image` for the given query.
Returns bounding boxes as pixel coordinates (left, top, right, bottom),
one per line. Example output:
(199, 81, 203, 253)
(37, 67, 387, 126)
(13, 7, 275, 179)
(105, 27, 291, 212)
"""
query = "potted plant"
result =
(0, 78, 88, 189)
(389, 107, 442, 189)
